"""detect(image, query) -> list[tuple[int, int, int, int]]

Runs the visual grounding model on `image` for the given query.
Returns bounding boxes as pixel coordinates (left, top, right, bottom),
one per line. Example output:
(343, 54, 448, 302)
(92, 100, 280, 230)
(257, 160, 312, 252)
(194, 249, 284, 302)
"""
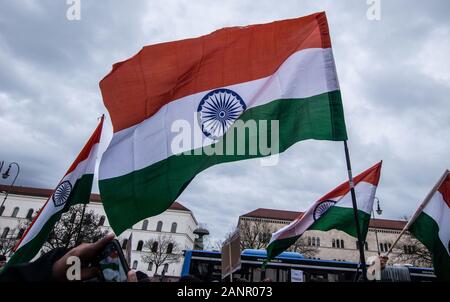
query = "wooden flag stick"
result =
(385, 169, 449, 256)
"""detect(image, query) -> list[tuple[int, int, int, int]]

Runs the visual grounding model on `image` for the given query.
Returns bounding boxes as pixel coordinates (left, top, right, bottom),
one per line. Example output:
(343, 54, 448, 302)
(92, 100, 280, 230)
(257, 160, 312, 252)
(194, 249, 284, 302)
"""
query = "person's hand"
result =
(127, 270, 138, 282)
(52, 233, 115, 281)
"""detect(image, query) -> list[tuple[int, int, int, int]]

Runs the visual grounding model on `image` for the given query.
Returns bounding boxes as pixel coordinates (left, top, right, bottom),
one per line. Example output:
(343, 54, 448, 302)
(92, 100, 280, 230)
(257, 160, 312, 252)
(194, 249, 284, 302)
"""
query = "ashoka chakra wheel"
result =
(313, 200, 336, 221)
(52, 180, 72, 207)
(197, 88, 246, 140)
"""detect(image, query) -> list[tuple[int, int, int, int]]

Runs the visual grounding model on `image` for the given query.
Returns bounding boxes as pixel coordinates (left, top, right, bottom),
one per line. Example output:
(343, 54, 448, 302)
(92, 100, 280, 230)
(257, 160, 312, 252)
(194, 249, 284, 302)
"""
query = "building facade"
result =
(239, 208, 426, 265)
(0, 185, 198, 277)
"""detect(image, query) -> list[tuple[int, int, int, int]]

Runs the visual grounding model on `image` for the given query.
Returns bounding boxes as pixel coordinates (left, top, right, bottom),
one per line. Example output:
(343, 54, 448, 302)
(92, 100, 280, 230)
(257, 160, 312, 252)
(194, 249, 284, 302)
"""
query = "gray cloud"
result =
(0, 0, 449, 242)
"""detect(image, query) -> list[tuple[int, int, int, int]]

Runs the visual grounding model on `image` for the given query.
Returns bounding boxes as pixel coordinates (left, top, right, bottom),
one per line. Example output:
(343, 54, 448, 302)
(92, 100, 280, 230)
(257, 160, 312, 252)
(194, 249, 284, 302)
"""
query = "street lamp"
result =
(0, 162, 21, 210)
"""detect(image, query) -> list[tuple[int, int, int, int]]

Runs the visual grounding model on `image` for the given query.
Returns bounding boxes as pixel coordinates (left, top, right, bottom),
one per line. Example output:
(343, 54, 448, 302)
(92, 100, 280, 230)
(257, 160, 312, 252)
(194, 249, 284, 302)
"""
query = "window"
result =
(332, 239, 336, 248)
(99, 216, 106, 226)
(132, 261, 138, 270)
(365, 242, 368, 250)
(170, 222, 177, 233)
(26, 209, 33, 219)
(316, 237, 320, 247)
(122, 239, 128, 249)
(1, 227, 10, 239)
(167, 243, 173, 254)
(336, 239, 340, 248)
(0, 205, 4, 216)
(163, 263, 169, 273)
(308, 237, 312, 246)
(137, 240, 144, 251)
(17, 228, 25, 239)
(151, 242, 158, 253)
(340, 240, 345, 249)
(142, 220, 149, 230)
(312, 237, 316, 246)
(156, 221, 163, 232)
(11, 207, 19, 218)
(148, 262, 153, 271)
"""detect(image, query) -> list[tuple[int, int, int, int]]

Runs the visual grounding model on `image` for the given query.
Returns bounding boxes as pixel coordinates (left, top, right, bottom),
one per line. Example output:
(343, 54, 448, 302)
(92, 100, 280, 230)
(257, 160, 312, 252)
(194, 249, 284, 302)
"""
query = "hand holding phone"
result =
(97, 239, 130, 282)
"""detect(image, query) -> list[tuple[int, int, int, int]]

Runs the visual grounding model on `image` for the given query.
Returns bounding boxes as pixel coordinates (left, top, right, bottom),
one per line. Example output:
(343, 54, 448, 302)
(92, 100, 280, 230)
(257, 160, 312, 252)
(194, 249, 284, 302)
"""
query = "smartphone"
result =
(97, 239, 130, 282)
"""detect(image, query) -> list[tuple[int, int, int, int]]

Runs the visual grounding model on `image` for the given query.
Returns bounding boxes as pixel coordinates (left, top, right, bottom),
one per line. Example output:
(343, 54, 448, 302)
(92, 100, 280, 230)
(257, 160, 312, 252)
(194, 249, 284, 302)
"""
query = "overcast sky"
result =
(0, 0, 449, 241)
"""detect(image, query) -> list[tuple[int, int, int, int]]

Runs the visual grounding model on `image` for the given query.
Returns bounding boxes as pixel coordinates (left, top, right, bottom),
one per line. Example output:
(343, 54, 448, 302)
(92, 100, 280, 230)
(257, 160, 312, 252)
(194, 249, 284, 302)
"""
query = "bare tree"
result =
(238, 219, 273, 250)
(287, 236, 319, 258)
(238, 218, 318, 257)
(388, 215, 432, 267)
(392, 235, 432, 267)
(43, 204, 107, 253)
(141, 235, 182, 276)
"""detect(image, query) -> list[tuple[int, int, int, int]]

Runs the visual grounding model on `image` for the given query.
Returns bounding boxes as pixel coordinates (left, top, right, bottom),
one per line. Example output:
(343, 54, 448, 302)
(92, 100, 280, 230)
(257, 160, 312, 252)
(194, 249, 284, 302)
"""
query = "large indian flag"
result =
(267, 162, 382, 260)
(99, 12, 348, 234)
(408, 170, 450, 281)
(5, 117, 104, 266)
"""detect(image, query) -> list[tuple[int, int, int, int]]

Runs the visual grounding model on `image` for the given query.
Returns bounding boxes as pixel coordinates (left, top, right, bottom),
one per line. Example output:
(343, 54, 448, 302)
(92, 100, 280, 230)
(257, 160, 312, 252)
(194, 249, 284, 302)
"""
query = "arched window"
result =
(151, 241, 158, 253)
(1, 227, 10, 239)
(167, 243, 174, 254)
(312, 237, 316, 246)
(332, 239, 336, 248)
(316, 237, 320, 247)
(163, 263, 169, 273)
(156, 221, 163, 232)
(99, 216, 106, 226)
(26, 209, 33, 219)
(307, 237, 311, 246)
(11, 207, 19, 218)
(122, 239, 128, 249)
(383, 243, 388, 252)
(137, 240, 144, 251)
(170, 222, 177, 233)
(380, 243, 384, 252)
(142, 220, 148, 230)
(0, 205, 4, 216)
(132, 261, 138, 270)
(148, 262, 153, 271)
(340, 240, 345, 249)
(336, 239, 340, 248)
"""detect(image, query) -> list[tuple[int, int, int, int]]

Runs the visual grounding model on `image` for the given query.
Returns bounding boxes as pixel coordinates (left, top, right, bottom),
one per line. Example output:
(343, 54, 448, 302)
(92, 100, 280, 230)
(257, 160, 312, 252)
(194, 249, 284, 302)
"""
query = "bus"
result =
(181, 249, 436, 282)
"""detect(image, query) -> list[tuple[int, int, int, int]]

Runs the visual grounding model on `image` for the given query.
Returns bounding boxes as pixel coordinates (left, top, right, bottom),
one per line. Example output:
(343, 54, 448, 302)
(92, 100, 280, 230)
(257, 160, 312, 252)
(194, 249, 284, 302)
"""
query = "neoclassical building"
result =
(239, 208, 425, 265)
(0, 184, 198, 277)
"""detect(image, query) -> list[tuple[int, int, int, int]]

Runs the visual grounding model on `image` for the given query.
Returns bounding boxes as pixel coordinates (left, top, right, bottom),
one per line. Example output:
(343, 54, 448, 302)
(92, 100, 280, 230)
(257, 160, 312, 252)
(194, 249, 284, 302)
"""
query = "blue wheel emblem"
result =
(52, 180, 72, 207)
(313, 200, 336, 221)
(197, 88, 246, 139)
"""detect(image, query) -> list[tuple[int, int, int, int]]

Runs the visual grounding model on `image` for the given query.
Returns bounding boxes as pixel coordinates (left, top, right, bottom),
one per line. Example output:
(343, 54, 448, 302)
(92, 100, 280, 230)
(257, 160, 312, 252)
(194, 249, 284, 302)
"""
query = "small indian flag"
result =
(99, 12, 348, 235)
(267, 161, 382, 261)
(408, 170, 450, 281)
(6, 117, 104, 266)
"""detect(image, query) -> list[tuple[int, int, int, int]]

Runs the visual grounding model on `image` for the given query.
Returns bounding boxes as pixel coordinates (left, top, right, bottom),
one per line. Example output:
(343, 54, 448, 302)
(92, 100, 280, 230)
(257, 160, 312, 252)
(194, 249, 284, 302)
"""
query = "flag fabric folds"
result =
(409, 170, 450, 281)
(6, 117, 104, 266)
(98, 12, 348, 234)
(266, 161, 382, 261)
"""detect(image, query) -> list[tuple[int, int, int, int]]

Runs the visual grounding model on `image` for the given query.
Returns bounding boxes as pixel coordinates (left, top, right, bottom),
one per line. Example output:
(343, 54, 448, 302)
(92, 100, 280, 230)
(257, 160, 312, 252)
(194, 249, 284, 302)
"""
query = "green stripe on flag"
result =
(100, 91, 348, 234)
(409, 212, 450, 281)
(308, 206, 371, 240)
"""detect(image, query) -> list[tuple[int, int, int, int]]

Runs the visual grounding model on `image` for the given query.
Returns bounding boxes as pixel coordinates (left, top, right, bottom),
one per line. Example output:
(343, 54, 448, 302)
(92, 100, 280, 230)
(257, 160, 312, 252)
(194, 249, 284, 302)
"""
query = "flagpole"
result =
(343, 140, 368, 281)
(385, 169, 449, 256)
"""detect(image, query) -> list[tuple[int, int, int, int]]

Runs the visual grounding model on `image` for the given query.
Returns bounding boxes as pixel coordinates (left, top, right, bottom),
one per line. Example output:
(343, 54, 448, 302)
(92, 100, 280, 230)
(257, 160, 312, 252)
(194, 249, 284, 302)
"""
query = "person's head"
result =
(0, 255, 6, 268)
(380, 255, 389, 269)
